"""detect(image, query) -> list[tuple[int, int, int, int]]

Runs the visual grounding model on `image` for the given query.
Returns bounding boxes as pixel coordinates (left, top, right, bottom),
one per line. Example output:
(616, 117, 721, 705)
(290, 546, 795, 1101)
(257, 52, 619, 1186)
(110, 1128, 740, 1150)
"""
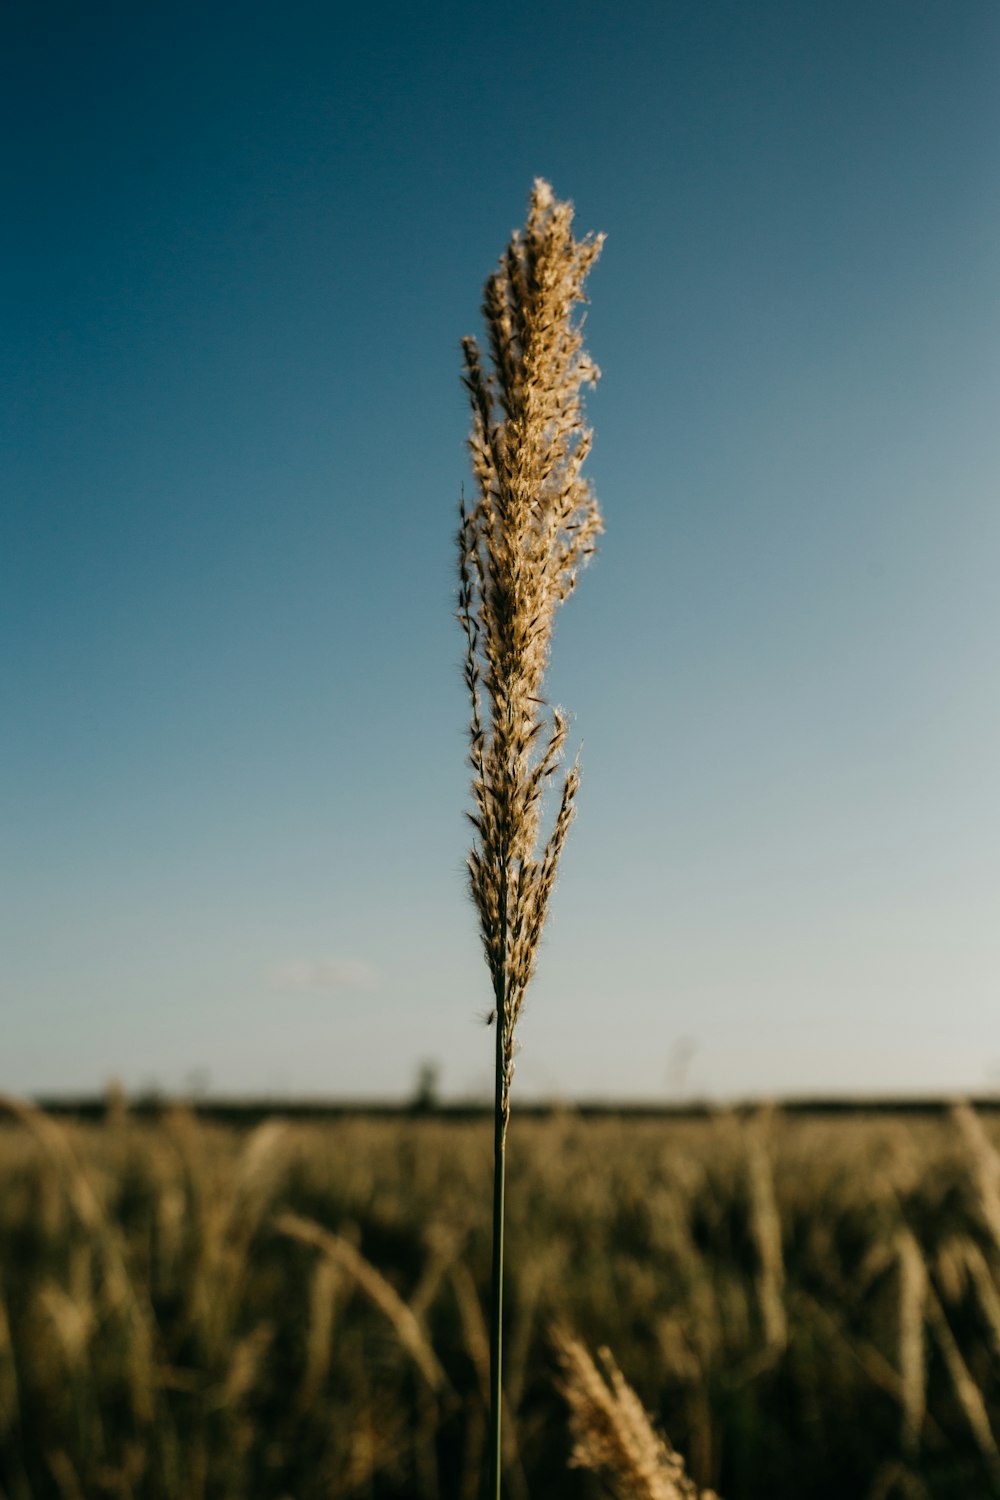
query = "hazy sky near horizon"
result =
(4, 0, 999, 1102)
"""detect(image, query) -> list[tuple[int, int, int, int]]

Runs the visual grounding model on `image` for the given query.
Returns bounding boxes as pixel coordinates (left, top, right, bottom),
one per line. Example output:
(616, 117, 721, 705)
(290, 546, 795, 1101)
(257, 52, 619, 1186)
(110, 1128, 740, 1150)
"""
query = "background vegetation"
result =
(3, 1102, 1000, 1499)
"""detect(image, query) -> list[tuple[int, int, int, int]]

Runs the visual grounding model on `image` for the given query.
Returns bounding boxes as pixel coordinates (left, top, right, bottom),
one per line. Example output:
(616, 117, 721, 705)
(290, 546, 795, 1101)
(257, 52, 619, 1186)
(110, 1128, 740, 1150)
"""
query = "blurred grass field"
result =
(3, 1100, 1000, 1499)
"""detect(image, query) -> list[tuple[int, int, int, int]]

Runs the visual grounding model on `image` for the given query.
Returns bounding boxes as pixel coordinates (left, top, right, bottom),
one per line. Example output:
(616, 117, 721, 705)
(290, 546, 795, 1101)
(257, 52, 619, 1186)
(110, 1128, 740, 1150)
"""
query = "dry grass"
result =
(2, 1104, 1000, 1497)
(554, 1328, 720, 1500)
(896, 1227, 927, 1454)
(275, 1211, 448, 1397)
(458, 177, 603, 1127)
(458, 178, 605, 1497)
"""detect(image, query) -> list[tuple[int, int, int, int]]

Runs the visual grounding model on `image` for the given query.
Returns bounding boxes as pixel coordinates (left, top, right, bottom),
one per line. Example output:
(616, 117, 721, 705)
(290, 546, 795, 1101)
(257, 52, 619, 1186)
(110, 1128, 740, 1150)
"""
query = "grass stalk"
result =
(457, 179, 604, 1496)
(489, 990, 506, 1500)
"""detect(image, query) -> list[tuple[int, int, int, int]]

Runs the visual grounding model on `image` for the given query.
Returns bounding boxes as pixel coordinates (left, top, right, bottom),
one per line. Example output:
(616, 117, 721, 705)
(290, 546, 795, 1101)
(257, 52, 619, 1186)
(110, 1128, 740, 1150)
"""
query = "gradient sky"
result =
(4, 0, 999, 1102)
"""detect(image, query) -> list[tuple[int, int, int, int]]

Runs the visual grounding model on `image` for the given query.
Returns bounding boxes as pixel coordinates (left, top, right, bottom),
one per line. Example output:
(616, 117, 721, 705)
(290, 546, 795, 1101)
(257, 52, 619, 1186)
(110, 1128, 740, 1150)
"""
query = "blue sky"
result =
(4, 0, 999, 1101)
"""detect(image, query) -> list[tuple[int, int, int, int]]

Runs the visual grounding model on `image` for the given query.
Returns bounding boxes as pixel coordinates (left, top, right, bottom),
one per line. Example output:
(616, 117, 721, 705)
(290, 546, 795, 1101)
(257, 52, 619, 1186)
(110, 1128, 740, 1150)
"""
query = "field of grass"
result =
(3, 1101, 1000, 1499)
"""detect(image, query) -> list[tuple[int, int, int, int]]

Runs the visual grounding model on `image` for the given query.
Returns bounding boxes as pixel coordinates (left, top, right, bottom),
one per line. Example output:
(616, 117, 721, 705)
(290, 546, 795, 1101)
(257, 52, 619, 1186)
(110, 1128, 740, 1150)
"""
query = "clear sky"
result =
(4, 0, 999, 1102)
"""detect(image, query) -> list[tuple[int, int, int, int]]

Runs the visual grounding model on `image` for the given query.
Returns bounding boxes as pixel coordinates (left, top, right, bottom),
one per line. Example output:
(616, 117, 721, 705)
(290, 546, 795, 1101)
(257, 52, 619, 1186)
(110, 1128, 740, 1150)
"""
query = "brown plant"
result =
(458, 177, 604, 1131)
(553, 1328, 720, 1500)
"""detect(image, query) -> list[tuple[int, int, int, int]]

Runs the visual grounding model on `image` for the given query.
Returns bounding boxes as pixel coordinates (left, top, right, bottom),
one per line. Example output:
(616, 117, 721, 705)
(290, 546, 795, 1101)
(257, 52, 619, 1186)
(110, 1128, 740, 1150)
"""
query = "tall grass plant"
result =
(457, 178, 604, 1497)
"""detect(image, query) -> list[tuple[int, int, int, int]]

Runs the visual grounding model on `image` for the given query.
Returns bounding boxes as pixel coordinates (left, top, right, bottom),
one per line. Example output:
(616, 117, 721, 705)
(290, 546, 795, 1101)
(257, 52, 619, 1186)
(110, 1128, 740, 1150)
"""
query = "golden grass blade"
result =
(746, 1115, 787, 1353)
(895, 1229, 927, 1455)
(410, 1223, 466, 1320)
(35, 1282, 96, 1374)
(218, 1320, 274, 1409)
(959, 1238, 1000, 1366)
(275, 1210, 448, 1395)
(0, 1097, 107, 1238)
(0, 1095, 157, 1425)
(296, 1256, 341, 1413)
(953, 1103, 1000, 1257)
(449, 1260, 491, 1409)
(925, 1279, 1000, 1483)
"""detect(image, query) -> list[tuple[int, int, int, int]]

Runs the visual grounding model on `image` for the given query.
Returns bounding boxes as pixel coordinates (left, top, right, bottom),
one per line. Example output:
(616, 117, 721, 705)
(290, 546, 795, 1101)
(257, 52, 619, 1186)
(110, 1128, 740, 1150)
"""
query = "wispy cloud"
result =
(268, 957, 378, 994)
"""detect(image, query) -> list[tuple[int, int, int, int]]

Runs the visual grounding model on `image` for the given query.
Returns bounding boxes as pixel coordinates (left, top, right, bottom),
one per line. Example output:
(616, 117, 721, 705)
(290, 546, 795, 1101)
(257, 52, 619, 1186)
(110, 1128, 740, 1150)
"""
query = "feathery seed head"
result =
(458, 181, 603, 1129)
(554, 1329, 720, 1500)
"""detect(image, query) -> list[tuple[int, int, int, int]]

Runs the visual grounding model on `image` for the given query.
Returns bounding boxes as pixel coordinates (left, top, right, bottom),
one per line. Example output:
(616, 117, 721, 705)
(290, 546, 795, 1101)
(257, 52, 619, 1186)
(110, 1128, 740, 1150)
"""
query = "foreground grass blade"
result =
(457, 178, 604, 1496)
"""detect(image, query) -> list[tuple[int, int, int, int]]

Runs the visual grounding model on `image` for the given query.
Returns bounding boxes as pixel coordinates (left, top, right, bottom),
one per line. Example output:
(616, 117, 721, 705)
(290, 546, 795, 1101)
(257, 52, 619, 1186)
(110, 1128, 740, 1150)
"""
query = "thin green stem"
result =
(488, 887, 508, 1500)
(489, 1022, 506, 1499)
